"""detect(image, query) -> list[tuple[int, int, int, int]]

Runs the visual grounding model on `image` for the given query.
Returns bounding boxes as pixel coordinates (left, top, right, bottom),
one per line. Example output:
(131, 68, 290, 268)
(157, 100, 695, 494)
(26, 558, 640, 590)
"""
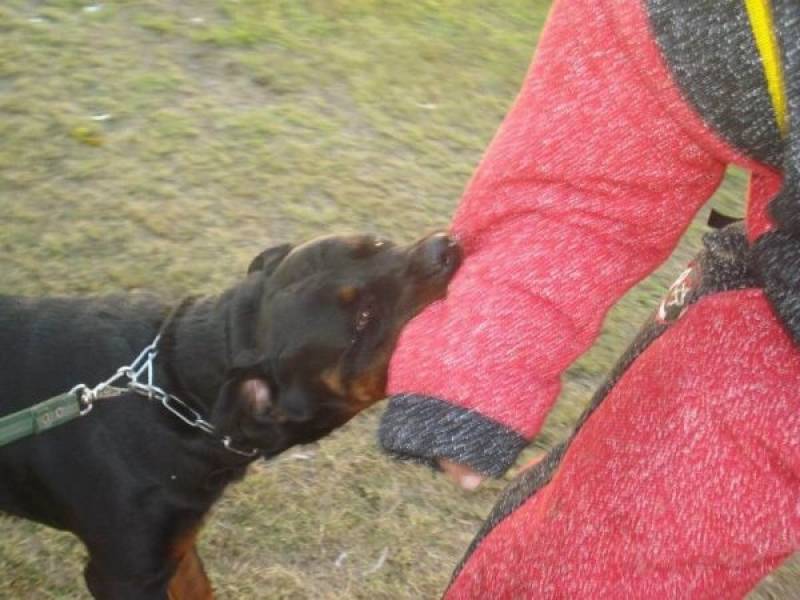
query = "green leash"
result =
(0, 390, 85, 448)
(0, 330, 257, 457)
(0, 334, 162, 451)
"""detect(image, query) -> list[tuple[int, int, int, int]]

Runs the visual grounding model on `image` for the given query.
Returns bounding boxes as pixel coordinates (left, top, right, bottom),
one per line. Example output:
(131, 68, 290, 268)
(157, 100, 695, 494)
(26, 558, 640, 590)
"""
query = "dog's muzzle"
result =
(408, 233, 462, 281)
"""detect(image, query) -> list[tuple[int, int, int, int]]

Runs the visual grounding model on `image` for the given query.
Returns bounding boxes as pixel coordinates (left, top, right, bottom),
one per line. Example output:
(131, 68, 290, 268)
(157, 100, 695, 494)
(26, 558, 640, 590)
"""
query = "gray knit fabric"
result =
(765, 1, 800, 233)
(646, 0, 783, 166)
(378, 394, 528, 477)
(753, 231, 800, 343)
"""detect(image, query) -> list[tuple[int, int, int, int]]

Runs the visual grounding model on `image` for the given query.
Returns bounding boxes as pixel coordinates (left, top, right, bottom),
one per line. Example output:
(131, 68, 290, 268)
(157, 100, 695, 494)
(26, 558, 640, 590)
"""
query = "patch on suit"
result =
(656, 263, 701, 324)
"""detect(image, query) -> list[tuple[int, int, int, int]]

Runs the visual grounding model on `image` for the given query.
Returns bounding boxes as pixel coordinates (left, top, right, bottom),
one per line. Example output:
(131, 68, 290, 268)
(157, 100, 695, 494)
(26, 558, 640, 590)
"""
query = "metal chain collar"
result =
(73, 336, 258, 458)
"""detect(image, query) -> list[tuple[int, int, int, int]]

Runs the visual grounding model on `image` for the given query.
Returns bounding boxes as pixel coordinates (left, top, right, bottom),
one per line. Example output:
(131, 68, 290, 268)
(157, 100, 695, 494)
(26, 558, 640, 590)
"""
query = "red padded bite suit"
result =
(380, 0, 800, 596)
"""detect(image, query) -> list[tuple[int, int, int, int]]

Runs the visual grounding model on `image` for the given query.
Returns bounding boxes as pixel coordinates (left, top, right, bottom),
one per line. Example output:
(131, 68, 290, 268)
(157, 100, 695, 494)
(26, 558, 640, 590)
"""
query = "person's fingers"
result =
(438, 458, 485, 490)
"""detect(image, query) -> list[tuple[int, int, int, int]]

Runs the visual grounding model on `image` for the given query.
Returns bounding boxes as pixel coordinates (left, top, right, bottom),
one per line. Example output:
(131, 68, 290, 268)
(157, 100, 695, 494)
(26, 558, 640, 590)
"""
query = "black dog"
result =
(0, 232, 461, 599)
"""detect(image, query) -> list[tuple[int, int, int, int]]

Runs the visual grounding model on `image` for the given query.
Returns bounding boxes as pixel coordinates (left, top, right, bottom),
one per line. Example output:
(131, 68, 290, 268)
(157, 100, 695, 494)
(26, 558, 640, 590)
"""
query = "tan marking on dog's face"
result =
(342, 344, 395, 408)
(337, 286, 359, 305)
(321, 368, 347, 396)
(349, 368, 388, 404)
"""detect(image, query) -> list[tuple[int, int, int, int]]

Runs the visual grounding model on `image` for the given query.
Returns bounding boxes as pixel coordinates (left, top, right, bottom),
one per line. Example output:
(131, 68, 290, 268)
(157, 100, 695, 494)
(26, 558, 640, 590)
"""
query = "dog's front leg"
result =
(167, 544, 214, 600)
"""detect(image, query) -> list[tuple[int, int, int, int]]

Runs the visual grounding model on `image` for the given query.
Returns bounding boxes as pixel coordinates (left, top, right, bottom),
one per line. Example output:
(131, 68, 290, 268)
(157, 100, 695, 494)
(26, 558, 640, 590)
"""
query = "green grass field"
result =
(0, 1, 796, 598)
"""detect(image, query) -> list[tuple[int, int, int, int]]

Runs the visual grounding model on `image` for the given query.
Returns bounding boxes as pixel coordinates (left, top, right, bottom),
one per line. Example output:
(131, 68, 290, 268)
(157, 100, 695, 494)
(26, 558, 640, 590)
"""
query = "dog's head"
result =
(214, 232, 461, 457)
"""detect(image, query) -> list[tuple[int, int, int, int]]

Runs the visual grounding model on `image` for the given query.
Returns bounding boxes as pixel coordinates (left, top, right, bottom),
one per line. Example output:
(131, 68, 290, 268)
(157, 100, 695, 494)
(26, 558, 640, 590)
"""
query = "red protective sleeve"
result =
(386, 0, 732, 448)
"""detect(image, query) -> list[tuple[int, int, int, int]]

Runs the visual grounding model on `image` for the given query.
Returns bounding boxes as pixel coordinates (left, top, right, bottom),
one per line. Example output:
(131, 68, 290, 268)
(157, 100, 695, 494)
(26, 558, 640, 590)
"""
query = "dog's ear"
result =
(248, 243, 293, 275)
(212, 374, 287, 453)
(213, 374, 272, 423)
(226, 279, 267, 361)
(218, 368, 314, 424)
(237, 377, 273, 417)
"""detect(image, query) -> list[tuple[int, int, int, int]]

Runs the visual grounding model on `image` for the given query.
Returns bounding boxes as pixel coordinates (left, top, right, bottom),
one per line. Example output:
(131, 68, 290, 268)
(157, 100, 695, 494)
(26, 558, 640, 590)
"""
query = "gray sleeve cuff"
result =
(752, 230, 800, 345)
(378, 394, 529, 478)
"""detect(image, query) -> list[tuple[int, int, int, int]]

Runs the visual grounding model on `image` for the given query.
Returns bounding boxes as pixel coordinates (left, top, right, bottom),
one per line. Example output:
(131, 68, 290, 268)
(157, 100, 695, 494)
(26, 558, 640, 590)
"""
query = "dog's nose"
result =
(413, 233, 462, 278)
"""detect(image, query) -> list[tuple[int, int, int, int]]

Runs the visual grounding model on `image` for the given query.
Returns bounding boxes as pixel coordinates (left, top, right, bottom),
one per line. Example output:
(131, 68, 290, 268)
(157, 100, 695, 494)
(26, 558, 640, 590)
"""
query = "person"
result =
(378, 0, 800, 596)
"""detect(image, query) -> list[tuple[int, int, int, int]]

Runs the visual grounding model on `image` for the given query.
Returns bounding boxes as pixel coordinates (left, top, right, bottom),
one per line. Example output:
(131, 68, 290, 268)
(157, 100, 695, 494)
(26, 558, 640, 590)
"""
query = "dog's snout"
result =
(413, 233, 462, 278)
(427, 233, 461, 269)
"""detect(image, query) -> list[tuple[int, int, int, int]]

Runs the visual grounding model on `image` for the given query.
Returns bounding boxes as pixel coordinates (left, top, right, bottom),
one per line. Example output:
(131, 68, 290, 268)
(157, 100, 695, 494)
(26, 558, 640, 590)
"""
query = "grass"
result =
(0, 1, 795, 597)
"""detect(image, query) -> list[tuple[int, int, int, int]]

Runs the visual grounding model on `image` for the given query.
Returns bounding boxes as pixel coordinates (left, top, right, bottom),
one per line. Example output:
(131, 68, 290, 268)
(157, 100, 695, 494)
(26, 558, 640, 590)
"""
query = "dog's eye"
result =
(355, 308, 372, 333)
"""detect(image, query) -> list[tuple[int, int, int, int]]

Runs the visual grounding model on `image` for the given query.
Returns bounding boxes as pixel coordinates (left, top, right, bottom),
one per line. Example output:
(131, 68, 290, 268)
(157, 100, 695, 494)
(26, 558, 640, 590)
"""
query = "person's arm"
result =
(380, 0, 729, 480)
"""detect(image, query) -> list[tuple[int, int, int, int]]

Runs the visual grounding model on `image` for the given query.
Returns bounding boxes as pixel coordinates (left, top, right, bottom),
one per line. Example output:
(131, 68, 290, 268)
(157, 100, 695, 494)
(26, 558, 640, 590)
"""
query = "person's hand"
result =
(438, 451, 547, 490)
(380, 395, 530, 486)
(438, 458, 485, 490)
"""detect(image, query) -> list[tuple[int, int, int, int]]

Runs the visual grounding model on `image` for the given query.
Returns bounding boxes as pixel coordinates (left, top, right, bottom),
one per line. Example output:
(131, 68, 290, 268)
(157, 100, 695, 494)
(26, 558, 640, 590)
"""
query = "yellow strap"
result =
(744, 0, 788, 136)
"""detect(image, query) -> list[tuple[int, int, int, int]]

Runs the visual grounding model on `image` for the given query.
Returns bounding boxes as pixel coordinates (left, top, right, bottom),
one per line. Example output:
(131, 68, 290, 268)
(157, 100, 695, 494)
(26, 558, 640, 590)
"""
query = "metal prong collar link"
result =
(68, 334, 259, 459)
(222, 437, 259, 457)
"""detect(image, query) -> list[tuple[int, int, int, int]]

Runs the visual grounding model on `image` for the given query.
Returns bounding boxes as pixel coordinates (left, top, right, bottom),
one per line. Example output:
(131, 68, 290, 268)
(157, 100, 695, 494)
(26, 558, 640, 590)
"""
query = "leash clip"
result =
(70, 384, 95, 416)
